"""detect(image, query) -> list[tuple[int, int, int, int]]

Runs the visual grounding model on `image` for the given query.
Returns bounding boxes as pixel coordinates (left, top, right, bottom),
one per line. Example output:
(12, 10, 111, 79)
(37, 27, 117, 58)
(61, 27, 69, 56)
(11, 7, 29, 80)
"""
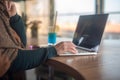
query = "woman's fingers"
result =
(64, 46, 78, 54)
(4, 1, 17, 17)
(55, 41, 78, 54)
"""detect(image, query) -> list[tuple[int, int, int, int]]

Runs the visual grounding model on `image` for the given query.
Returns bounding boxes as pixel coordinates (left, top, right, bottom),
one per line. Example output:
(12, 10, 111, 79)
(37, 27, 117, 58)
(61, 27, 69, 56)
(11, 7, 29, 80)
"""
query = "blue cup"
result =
(48, 32, 56, 45)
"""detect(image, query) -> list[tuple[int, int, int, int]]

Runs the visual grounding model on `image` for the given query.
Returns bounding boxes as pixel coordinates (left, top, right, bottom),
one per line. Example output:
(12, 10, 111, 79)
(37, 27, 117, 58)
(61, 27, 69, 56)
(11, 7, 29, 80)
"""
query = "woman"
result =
(0, 0, 77, 78)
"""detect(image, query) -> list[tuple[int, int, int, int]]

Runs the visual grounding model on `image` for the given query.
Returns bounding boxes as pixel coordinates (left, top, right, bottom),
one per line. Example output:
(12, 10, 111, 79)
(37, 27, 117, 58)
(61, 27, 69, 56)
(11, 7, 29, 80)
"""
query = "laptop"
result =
(59, 14, 109, 56)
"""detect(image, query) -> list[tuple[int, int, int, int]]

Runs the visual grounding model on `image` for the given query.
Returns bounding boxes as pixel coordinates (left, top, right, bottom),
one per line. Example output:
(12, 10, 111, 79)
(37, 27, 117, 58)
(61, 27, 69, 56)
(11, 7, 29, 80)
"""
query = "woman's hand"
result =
(55, 41, 78, 55)
(5, 1, 17, 17)
(0, 53, 11, 77)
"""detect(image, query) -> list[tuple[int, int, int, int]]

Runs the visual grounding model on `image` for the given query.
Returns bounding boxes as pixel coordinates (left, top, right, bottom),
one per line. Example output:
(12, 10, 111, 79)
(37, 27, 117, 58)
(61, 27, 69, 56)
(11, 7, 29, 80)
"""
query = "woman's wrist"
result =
(47, 46, 57, 59)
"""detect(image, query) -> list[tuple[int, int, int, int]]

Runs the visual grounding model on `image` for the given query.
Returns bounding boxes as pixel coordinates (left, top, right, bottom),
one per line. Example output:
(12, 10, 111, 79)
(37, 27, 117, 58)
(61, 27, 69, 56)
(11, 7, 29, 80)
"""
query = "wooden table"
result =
(46, 40, 120, 80)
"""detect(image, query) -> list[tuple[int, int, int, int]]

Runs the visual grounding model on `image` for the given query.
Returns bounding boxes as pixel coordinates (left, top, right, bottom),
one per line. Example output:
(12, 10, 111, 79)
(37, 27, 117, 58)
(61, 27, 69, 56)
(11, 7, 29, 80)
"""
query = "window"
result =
(55, 0, 95, 37)
(104, 0, 120, 39)
(104, 0, 120, 12)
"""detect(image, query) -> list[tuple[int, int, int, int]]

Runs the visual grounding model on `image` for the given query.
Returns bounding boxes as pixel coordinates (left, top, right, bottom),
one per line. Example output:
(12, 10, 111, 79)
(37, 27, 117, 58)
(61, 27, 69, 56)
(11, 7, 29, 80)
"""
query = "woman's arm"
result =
(8, 46, 57, 73)
(10, 14, 27, 46)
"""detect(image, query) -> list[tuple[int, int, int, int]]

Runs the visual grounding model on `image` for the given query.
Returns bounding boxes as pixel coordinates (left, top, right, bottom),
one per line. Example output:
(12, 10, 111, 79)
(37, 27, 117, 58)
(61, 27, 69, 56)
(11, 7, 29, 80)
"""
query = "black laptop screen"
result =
(72, 14, 108, 51)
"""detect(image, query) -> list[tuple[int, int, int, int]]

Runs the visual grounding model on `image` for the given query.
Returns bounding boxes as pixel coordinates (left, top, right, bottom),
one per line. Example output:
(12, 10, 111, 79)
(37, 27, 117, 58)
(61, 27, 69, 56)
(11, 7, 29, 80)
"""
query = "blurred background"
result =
(14, 0, 120, 46)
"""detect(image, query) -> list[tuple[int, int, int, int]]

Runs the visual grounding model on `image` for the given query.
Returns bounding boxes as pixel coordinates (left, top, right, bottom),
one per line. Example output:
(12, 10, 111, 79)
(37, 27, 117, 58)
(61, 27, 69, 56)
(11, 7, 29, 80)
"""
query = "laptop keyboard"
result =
(77, 49, 90, 53)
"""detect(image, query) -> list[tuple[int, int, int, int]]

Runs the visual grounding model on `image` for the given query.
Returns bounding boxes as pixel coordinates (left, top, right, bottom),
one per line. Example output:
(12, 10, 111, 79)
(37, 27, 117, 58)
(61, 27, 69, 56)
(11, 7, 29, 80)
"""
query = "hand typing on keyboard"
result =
(55, 41, 78, 55)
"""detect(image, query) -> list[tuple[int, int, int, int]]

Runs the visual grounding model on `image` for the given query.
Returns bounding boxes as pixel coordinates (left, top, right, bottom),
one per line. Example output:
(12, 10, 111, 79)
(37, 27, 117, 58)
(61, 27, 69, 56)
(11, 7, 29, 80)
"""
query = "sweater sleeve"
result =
(10, 14, 27, 46)
(8, 46, 57, 73)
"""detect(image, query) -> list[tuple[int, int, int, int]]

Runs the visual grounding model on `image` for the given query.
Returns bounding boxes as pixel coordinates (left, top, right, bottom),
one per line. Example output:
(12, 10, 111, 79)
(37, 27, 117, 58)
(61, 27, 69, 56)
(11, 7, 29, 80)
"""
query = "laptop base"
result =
(58, 52, 97, 56)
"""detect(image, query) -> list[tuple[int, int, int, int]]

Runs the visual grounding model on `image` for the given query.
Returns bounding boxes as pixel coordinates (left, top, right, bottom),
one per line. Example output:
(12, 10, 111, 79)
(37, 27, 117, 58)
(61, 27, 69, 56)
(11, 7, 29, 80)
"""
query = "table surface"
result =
(46, 40, 120, 80)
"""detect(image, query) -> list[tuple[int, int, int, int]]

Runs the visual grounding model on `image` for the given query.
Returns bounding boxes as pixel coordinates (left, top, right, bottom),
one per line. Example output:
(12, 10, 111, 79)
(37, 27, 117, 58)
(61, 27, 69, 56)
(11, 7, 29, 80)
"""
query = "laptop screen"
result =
(72, 14, 108, 52)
